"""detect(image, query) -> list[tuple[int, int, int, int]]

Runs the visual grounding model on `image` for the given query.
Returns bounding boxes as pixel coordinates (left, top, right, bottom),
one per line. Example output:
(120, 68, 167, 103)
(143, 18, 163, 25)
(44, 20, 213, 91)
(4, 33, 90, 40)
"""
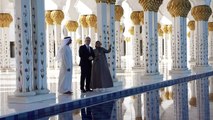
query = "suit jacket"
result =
(79, 45, 94, 67)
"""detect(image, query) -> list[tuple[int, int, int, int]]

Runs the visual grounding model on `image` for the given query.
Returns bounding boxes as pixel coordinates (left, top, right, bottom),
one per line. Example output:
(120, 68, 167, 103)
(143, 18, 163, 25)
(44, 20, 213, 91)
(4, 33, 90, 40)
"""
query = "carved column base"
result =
(8, 93, 55, 103)
(14, 91, 36, 97)
(35, 89, 50, 95)
(116, 67, 124, 73)
(113, 80, 123, 87)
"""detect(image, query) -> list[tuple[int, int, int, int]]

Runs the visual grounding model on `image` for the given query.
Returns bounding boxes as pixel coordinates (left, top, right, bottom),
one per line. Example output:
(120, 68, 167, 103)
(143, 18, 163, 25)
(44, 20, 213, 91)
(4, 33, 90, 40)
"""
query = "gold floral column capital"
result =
(0, 14, 3, 27)
(208, 22, 213, 31)
(106, 0, 115, 4)
(188, 20, 195, 31)
(110, 0, 116, 4)
(115, 5, 124, 21)
(65, 21, 78, 32)
(106, 0, 110, 4)
(86, 14, 97, 27)
(79, 15, 88, 28)
(95, 23, 97, 33)
(167, 25, 172, 33)
(139, 11, 144, 24)
(96, 0, 107, 3)
(45, 10, 54, 25)
(120, 25, 123, 32)
(167, 0, 191, 17)
(50, 10, 64, 25)
(0, 13, 13, 27)
(130, 11, 141, 25)
(128, 26, 134, 35)
(187, 31, 190, 38)
(158, 29, 163, 36)
(139, 0, 163, 12)
(158, 23, 161, 30)
(163, 25, 169, 34)
(191, 5, 212, 21)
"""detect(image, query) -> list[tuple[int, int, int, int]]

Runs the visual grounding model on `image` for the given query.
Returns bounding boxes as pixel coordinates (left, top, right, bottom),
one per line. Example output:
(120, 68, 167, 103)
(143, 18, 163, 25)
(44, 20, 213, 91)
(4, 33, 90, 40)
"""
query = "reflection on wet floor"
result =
(1, 63, 213, 120)
(37, 101, 116, 120)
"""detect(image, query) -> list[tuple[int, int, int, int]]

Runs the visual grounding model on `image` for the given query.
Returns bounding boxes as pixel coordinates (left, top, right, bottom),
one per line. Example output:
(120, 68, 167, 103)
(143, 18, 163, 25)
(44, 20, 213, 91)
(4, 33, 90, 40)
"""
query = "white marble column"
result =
(14, 0, 35, 96)
(139, 11, 145, 69)
(0, 28, 3, 70)
(167, 25, 172, 64)
(71, 32, 77, 64)
(187, 20, 197, 106)
(209, 23, 213, 62)
(120, 26, 125, 56)
(96, 0, 110, 67)
(128, 27, 134, 69)
(31, 0, 49, 94)
(189, 80, 197, 106)
(132, 95, 142, 120)
(139, 0, 163, 119)
(95, 27, 98, 41)
(65, 20, 78, 65)
(158, 25, 163, 63)
(163, 25, 169, 61)
(141, 13, 160, 75)
(0, 13, 13, 71)
(116, 98, 124, 120)
(79, 15, 88, 40)
(106, 1, 117, 81)
(131, 11, 141, 69)
(115, 5, 123, 71)
(191, 4, 212, 120)
(115, 21, 121, 69)
(188, 21, 196, 64)
(96, 1, 112, 74)
(45, 11, 55, 70)
(96, 0, 107, 47)
(208, 22, 213, 102)
(167, 1, 191, 119)
(2, 27, 10, 70)
(51, 10, 64, 69)
(86, 14, 97, 48)
(209, 77, 213, 102)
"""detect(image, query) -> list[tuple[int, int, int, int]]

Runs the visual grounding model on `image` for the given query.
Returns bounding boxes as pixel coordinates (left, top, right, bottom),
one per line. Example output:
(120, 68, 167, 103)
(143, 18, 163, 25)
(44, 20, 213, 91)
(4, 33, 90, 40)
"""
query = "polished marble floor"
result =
(0, 63, 213, 119)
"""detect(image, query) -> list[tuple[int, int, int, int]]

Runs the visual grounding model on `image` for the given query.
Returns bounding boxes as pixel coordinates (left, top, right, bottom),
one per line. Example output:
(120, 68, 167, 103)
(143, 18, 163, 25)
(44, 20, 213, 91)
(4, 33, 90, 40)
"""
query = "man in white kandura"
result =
(57, 37, 73, 94)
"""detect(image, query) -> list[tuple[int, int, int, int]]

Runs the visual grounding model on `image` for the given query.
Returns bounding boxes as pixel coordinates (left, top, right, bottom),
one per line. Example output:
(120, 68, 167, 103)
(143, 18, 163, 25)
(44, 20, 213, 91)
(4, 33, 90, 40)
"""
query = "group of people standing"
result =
(57, 36, 113, 94)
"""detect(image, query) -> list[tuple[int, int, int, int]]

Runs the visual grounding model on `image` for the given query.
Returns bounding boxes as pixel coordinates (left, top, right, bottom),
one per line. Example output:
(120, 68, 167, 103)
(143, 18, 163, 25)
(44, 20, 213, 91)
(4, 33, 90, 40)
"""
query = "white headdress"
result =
(56, 37, 72, 61)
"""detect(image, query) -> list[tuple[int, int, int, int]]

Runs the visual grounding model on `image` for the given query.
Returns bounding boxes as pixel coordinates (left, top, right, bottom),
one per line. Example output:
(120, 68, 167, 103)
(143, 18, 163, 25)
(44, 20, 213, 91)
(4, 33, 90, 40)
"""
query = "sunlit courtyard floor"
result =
(0, 63, 213, 120)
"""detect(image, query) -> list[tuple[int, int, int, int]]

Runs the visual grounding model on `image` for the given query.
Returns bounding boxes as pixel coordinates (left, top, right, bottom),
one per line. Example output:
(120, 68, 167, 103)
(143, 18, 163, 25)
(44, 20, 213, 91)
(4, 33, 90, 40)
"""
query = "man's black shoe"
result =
(86, 89, 93, 92)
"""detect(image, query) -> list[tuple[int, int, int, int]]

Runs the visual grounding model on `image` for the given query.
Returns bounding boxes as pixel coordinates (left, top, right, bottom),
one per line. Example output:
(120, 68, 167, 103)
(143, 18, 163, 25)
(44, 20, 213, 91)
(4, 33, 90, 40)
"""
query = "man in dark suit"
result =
(79, 37, 94, 93)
